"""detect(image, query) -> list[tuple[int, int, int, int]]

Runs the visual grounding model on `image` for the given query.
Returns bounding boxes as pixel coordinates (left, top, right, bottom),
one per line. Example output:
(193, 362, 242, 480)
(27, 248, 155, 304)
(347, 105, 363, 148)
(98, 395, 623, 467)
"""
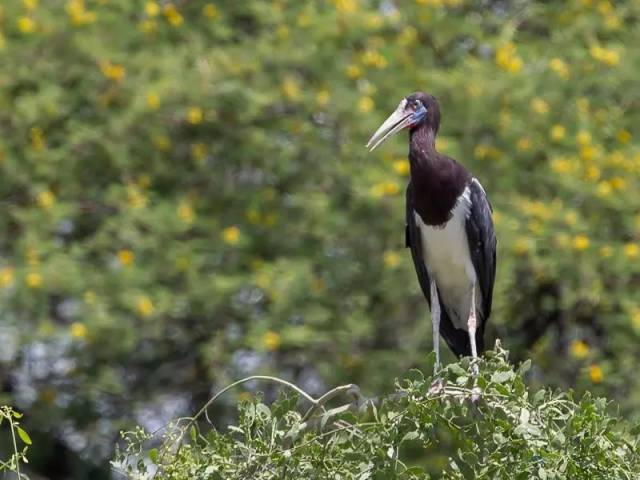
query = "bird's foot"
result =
(428, 377, 445, 396)
(470, 385, 482, 404)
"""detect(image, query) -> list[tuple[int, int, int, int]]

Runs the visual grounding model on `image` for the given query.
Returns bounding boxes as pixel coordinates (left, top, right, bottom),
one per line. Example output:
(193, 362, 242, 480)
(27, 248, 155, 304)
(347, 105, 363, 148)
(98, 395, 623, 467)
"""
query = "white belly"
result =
(414, 186, 479, 330)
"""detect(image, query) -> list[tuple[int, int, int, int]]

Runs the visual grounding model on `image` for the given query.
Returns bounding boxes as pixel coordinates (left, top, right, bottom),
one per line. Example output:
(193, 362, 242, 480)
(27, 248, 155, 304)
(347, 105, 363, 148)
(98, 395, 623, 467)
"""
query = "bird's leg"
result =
(430, 279, 441, 375)
(468, 283, 479, 377)
(428, 279, 444, 395)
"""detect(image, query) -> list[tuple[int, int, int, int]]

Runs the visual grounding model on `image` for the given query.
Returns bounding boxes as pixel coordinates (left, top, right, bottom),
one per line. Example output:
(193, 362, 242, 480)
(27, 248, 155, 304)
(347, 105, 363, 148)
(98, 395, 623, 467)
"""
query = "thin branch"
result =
(301, 383, 363, 423)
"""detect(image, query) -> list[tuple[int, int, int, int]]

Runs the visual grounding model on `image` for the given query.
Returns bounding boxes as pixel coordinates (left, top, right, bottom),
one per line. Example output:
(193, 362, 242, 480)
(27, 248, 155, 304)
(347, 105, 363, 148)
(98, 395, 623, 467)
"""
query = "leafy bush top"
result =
(114, 346, 640, 479)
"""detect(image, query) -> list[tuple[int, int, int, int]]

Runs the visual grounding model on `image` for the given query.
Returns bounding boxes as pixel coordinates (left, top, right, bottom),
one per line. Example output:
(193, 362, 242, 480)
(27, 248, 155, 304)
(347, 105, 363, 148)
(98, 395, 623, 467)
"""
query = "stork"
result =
(367, 92, 496, 373)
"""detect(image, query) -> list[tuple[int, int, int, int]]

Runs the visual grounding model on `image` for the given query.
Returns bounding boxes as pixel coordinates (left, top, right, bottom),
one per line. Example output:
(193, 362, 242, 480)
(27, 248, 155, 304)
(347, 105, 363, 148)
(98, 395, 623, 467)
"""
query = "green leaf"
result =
(401, 431, 419, 442)
(518, 359, 531, 375)
(149, 448, 158, 463)
(17, 426, 32, 445)
(491, 370, 515, 384)
(447, 363, 467, 377)
(190, 425, 197, 442)
(519, 408, 530, 425)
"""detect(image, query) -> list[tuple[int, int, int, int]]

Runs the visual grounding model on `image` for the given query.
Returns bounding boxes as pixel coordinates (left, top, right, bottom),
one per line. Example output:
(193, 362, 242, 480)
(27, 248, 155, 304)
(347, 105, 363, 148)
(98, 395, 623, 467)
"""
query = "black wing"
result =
(464, 178, 497, 349)
(405, 184, 475, 357)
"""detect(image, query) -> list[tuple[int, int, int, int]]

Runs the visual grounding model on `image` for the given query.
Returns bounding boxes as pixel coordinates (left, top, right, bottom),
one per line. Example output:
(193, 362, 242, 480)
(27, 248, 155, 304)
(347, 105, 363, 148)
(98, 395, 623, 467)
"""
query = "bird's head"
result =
(366, 92, 440, 151)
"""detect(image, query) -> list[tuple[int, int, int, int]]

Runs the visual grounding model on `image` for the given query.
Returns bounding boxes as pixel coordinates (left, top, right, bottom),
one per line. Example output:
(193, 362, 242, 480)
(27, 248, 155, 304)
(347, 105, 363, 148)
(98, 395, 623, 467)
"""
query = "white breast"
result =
(414, 186, 480, 330)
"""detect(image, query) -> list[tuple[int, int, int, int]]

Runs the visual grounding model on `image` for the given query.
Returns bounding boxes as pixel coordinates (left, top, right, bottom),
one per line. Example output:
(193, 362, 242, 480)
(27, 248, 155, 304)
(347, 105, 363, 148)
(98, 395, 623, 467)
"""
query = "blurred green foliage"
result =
(115, 348, 640, 479)
(0, 0, 638, 476)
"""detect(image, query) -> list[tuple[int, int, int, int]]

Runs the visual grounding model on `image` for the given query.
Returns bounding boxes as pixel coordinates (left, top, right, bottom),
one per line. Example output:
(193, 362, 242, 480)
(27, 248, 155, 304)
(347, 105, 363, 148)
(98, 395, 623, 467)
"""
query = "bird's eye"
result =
(414, 101, 421, 109)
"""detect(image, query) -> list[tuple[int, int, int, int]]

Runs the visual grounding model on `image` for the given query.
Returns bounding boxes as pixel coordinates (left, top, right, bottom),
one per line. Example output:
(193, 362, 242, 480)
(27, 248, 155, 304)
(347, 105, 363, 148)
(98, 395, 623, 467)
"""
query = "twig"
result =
(301, 383, 364, 423)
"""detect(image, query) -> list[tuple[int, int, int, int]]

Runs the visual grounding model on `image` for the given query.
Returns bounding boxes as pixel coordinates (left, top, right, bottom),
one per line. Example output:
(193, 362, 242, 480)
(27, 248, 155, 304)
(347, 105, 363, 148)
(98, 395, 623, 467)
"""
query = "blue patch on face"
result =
(411, 104, 427, 124)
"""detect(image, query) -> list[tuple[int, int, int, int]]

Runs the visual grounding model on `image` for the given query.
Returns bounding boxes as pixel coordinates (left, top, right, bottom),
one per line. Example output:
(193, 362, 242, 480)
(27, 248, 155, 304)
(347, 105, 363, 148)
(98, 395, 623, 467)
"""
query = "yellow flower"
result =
(117, 249, 134, 266)
(590, 45, 619, 66)
(550, 157, 574, 174)
(585, 165, 600, 181)
(474, 144, 489, 159)
(69, 322, 88, 339)
(163, 4, 183, 26)
(23, 0, 38, 11)
(495, 42, 523, 73)
(99, 61, 126, 82)
(222, 226, 241, 246)
(570, 340, 589, 359)
(0, 267, 14, 288)
(138, 19, 156, 34)
(572, 234, 590, 251)
(145, 1, 160, 16)
(597, 0, 612, 14)
(549, 58, 569, 79)
(514, 237, 530, 255)
(191, 143, 207, 161)
(550, 125, 566, 141)
(26, 272, 42, 289)
(334, 0, 358, 14)
(516, 137, 532, 151)
(564, 211, 577, 226)
(187, 107, 203, 125)
(609, 176, 626, 191)
(576, 130, 591, 146)
(17, 16, 36, 34)
(599, 245, 612, 258)
(137, 175, 151, 188)
(530, 97, 549, 115)
(246, 209, 260, 224)
(623, 243, 639, 259)
(393, 160, 409, 176)
(37, 190, 56, 210)
(30, 127, 45, 150)
(126, 185, 148, 209)
(398, 26, 418, 46)
(589, 364, 603, 383)
(616, 129, 631, 144)
(604, 14, 621, 30)
(632, 308, 640, 330)
(596, 181, 611, 197)
(579, 145, 596, 161)
(136, 296, 155, 317)
(146, 92, 160, 110)
(358, 97, 374, 113)
(383, 250, 400, 268)
(67, 0, 96, 26)
(361, 50, 387, 69)
(282, 76, 301, 101)
(316, 89, 330, 106)
(262, 330, 281, 351)
(203, 4, 219, 19)
(370, 181, 399, 198)
(345, 64, 362, 79)
(177, 201, 195, 224)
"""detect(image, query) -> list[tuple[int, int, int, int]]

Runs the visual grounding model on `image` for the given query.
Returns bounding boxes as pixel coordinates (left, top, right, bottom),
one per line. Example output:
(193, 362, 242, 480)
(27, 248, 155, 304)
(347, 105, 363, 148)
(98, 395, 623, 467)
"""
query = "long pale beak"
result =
(366, 99, 412, 151)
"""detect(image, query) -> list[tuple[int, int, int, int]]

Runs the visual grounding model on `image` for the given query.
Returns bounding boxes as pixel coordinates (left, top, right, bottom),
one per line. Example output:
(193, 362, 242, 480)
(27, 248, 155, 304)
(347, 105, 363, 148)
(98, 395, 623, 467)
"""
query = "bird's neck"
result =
(409, 124, 439, 173)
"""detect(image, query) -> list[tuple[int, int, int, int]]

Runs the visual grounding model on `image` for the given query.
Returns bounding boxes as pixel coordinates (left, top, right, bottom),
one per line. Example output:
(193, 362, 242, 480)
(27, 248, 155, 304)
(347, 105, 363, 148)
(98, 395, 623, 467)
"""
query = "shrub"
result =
(114, 345, 640, 479)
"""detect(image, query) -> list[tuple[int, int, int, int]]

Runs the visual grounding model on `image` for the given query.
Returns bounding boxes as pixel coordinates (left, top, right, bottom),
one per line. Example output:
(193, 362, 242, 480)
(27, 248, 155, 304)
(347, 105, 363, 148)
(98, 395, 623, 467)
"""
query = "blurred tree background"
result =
(0, 0, 638, 477)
